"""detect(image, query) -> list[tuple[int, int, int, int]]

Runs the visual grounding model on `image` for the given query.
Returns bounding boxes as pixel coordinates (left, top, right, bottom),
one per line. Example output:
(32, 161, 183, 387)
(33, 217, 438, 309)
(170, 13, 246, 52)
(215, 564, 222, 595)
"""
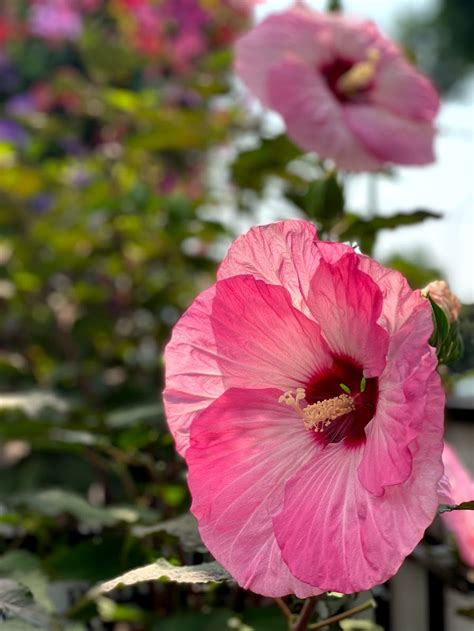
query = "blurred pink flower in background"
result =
(164, 220, 445, 595)
(422, 280, 461, 323)
(235, 6, 439, 171)
(28, 0, 83, 41)
(441, 444, 474, 567)
(27, 0, 100, 42)
(118, 0, 252, 70)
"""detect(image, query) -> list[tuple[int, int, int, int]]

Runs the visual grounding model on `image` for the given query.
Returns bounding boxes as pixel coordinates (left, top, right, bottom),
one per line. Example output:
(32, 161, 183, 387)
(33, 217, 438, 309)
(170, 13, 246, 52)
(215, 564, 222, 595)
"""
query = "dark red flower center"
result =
(320, 55, 376, 103)
(305, 356, 378, 446)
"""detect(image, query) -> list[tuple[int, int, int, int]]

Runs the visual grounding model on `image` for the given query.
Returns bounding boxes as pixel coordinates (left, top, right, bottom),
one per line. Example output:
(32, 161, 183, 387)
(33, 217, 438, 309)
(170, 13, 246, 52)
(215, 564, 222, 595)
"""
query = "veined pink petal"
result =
(344, 104, 436, 165)
(212, 275, 332, 389)
(356, 257, 440, 495)
(234, 8, 332, 104)
(164, 273, 332, 455)
(164, 285, 224, 456)
(357, 256, 418, 336)
(441, 443, 474, 567)
(217, 220, 319, 316)
(306, 251, 389, 377)
(372, 57, 440, 122)
(314, 239, 353, 265)
(266, 57, 381, 172)
(187, 387, 321, 597)
(273, 372, 444, 592)
(359, 351, 442, 496)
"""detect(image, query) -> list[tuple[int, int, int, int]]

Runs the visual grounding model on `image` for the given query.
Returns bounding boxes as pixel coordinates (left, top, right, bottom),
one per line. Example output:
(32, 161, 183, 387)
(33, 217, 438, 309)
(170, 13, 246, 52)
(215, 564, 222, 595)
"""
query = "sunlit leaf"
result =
(133, 512, 207, 553)
(88, 559, 231, 598)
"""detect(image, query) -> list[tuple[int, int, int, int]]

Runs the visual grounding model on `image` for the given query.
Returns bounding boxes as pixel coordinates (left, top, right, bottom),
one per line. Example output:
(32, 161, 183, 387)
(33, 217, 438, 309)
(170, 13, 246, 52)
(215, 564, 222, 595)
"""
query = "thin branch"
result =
(274, 597, 292, 621)
(292, 596, 319, 631)
(308, 598, 376, 630)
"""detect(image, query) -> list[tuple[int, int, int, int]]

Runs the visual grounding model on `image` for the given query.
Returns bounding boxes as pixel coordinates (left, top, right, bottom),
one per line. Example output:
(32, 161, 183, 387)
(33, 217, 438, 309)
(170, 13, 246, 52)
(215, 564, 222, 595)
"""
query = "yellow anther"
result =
(302, 394, 355, 432)
(278, 388, 306, 412)
(279, 389, 355, 433)
(336, 47, 380, 96)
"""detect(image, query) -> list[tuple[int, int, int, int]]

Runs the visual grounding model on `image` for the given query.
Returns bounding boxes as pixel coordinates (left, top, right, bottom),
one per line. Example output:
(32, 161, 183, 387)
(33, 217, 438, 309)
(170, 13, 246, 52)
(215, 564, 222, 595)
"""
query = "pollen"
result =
(336, 47, 380, 96)
(279, 389, 355, 433)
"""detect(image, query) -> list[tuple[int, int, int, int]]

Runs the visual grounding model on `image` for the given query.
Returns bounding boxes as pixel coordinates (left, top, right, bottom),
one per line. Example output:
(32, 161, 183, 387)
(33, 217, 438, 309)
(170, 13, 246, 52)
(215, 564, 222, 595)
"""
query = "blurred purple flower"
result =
(0, 119, 28, 147)
(0, 54, 21, 94)
(6, 93, 38, 116)
(29, 193, 55, 214)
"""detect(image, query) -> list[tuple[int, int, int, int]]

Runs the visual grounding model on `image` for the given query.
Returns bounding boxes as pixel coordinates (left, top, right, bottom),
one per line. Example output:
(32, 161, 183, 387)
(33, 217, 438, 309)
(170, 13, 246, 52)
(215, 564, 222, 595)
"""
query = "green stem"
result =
(308, 598, 376, 630)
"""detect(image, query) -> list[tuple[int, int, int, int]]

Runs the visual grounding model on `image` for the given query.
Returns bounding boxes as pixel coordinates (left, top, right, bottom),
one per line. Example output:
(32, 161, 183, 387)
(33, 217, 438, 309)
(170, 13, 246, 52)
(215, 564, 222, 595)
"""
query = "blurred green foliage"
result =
(0, 1, 469, 629)
(398, 0, 474, 94)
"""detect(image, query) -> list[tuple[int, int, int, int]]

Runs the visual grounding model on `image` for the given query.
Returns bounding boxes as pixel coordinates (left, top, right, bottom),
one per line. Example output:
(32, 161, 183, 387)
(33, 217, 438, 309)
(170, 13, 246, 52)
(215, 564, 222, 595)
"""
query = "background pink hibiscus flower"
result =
(234, 6, 439, 171)
(164, 220, 445, 596)
(441, 443, 474, 567)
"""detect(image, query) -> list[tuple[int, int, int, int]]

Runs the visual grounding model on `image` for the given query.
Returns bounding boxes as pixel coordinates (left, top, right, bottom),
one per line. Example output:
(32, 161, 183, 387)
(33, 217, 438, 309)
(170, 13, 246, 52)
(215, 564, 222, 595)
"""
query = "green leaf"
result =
(429, 297, 450, 345)
(133, 512, 207, 553)
(46, 536, 148, 582)
(11, 488, 155, 527)
(338, 209, 441, 255)
(302, 171, 344, 228)
(428, 298, 464, 364)
(232, 135, 301, 191)
(88, 559, 231, 598)
(0, 391, 68, 418)
(0, 551, 52, 613)
(105, 402, 163, 428)
(0, 579, 50, 628)
(439, 500, 474, 513)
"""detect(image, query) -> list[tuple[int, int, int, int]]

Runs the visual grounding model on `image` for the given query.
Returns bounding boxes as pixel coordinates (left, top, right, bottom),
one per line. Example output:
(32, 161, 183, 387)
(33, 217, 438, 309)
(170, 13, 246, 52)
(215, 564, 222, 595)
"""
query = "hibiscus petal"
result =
(234, 8, 331, 104)
(331, 16, 399, 64)
(274, 374, 444, 592)
(164, 274, 332, 455)
(217, 220, 319, 316)
(212, 274, 332, 389)
(266, 57, 381, 172)
(357, 256, 417, 335)
(344, 104, 436, 165)
(306, 251, 389, 376)
(355, 257, 439, 495)
(441, 443, 474, 567)
(187, 387, 321, 597)
(372, 57, 439, 122)
(164, 285, 224, 456)
(359, 352, 441, 496)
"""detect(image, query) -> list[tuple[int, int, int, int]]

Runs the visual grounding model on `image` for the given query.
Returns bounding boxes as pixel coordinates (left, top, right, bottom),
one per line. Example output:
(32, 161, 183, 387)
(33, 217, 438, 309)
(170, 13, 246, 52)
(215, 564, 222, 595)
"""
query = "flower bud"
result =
(422, 280, 461, 323)
(423, 280, 463, 365)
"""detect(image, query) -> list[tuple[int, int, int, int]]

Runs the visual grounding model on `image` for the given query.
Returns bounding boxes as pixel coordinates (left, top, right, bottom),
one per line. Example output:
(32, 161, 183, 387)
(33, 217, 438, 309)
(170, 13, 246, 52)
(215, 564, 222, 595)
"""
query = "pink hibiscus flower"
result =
(234, 7, 439, 171)
(164, 220, 445, 596)
(441, 443, 474, 567)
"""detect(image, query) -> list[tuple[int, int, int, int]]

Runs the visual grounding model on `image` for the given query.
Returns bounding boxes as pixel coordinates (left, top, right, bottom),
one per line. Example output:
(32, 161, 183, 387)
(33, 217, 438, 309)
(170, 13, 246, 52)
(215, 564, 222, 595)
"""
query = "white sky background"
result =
(250, 0, 474, 302)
